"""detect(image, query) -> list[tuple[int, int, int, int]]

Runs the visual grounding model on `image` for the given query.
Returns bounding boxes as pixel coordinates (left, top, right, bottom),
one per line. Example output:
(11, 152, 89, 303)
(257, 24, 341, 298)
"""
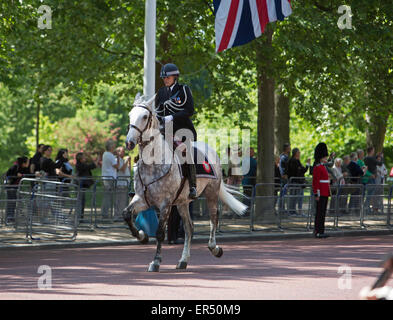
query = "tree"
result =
(273, 0, 393, 155)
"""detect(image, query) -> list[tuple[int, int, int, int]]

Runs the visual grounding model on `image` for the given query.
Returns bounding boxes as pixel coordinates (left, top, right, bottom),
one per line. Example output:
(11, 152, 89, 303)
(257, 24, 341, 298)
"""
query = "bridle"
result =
(129, 104, 186, 208)
(128, 104, 154, 147)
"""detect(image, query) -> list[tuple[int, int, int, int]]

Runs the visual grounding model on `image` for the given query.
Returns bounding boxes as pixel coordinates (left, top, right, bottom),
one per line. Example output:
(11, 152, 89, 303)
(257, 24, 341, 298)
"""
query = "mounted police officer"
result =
(155, 63, 197, 199)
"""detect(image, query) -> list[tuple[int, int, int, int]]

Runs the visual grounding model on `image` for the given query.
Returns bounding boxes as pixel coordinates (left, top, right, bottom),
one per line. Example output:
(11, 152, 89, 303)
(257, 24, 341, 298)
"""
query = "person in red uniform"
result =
(312, 142, 331, 238)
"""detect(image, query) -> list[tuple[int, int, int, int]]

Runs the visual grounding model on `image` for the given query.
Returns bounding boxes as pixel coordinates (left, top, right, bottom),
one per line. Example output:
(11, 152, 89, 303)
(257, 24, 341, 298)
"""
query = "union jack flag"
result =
(214, 0, 292, 52)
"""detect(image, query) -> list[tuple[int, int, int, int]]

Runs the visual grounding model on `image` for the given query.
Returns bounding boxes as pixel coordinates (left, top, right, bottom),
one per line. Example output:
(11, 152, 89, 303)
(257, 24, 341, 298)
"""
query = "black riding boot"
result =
(187, 163, 197, 199)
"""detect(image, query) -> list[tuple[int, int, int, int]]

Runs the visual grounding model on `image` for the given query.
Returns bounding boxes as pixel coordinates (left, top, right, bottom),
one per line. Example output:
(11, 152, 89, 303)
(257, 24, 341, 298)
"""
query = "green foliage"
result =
(0, 83, 35, 173)
(53, 108, 121, 165)
(290, 109, 367, 167)
(1, 0, 392, 177)
(25, 113, 61, 157)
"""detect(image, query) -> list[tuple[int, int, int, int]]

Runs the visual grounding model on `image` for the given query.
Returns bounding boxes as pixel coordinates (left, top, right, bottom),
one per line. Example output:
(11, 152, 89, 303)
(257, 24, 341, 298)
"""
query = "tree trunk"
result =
(253, 27, 276, 221)
(274, 85, 290, 157)
(365, 111, 390, 153)
(35, 96, 40, 148)
(255, 28, 275, 185)
(155, 24, 176, 92)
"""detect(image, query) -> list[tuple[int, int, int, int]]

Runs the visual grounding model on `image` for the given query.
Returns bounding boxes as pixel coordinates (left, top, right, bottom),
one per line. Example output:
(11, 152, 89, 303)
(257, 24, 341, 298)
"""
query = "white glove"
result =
(163, 115, 173, 123)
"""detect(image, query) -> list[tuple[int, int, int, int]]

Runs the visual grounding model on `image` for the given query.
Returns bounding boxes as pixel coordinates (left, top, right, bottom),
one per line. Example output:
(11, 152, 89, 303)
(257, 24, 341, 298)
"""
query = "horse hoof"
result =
(215, 247, 223, 258)
(148, 262, 160, 272)
(139, 232, 149, 244)
(176, 261, 188, 270)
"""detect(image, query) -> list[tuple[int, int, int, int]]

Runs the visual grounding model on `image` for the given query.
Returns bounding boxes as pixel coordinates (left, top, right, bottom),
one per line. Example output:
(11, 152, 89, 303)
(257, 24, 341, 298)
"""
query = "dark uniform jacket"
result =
(155, 82, 197, 141)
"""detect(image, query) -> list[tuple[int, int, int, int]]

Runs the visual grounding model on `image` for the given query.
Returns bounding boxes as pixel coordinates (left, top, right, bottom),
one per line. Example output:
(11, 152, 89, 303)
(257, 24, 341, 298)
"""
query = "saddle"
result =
(173, 141, 217, 179)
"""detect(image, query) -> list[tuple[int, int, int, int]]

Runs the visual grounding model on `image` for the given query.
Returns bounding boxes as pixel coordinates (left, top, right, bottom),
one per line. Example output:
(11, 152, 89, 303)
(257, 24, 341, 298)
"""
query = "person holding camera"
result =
(75, 152, 98, 222)
(115, 146, 131, 221)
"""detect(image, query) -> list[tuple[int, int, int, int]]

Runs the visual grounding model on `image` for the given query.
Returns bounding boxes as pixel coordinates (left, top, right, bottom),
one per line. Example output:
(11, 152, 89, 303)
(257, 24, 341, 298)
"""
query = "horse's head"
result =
(126, 94, 157, 151)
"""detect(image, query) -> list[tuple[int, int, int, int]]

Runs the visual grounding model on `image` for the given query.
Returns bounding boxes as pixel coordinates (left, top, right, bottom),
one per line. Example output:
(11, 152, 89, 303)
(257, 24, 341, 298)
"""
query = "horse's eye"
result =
(143, 115, 148, 120)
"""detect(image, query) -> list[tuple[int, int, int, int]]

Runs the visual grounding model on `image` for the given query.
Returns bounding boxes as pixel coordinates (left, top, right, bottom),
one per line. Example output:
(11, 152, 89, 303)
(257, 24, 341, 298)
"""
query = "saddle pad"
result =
(174, 142, 217, 179)
(193, 146, 217, 179)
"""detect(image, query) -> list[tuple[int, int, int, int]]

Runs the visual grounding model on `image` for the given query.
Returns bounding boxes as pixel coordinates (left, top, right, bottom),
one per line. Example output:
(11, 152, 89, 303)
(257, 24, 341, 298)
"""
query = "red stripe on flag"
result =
(256, 0, 269, 33)
(217, 0, 240, 52)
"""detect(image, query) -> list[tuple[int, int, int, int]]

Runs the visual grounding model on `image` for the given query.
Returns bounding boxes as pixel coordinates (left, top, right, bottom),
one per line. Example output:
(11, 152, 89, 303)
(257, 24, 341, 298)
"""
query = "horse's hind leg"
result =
(175, 203, 194, 270)
(148, 206, 171, 272)
(205, 190, 223, 258)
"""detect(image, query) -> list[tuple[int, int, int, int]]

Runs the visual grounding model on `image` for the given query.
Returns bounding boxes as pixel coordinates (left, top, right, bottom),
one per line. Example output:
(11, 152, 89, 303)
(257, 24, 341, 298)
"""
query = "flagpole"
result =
(143, 0, 156, 99)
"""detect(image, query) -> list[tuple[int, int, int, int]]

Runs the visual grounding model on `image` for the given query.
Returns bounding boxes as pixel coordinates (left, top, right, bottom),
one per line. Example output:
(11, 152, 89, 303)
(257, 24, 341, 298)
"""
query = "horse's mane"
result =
(132, 93, 156, 112)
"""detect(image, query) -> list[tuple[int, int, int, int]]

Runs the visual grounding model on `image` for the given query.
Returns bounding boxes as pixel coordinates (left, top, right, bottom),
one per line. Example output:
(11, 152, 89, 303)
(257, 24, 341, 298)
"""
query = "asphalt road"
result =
(0, 235, 392, 300)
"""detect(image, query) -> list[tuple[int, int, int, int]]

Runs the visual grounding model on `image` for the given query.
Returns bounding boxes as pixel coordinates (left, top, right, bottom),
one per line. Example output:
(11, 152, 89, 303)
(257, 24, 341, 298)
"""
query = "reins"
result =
(137, 161, 173, 208)
(131, 103, 186, 208)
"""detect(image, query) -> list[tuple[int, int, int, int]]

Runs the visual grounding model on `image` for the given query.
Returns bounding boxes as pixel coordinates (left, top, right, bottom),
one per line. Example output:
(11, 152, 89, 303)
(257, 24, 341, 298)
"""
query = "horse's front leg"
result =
(122, 195, 149, 243)
(148, 206, 171, 272)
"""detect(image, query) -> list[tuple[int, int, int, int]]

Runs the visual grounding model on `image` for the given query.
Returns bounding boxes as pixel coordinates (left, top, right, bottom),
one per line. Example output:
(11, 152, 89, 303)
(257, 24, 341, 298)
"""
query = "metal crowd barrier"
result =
(250, 183, 280, 232)
(283, 183, 314, 231)
(1, 175, 392, 243)
(16, 178, 80, 242)
(361, 184, 392, 228)
(190, 197, 212, 235)
(333, 184, 364, 229)
(288, 177, 312, 184)
(0, 185, 6, 227)
(1, 185, 16, 229)
(0, 184, 30, 243)
(73, 176, 99, 231)
(92, 176, 130, 228)
(218, 184, 253, 234)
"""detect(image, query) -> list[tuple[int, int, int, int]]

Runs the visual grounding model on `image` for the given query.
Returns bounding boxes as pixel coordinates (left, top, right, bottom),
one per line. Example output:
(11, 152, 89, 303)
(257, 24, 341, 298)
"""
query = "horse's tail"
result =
(219, 182, 248, 216)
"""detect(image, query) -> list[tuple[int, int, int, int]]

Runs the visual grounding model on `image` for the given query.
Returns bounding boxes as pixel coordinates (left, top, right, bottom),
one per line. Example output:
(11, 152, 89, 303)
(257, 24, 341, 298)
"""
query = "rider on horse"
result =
(155, 63, 197, 199)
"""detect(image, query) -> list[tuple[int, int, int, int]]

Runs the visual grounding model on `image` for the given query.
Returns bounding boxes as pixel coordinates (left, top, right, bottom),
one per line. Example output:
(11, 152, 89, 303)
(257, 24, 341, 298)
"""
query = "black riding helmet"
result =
(160, 63, 180, 78)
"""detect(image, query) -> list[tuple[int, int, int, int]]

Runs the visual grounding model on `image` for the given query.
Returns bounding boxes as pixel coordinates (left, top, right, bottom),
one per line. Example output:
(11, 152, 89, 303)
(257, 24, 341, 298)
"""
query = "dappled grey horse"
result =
(123, 95, 247, 272)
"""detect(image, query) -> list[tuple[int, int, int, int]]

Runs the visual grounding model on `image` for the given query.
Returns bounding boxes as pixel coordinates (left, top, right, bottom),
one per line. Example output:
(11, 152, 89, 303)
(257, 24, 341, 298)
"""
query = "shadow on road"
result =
(0, 235, 391, 298)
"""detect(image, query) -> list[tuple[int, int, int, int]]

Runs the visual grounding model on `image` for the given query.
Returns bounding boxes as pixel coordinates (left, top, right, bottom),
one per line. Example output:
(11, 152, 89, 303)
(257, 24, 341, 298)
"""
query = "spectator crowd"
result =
(3, 139, 393, 240)
(3, 139, 131, 224)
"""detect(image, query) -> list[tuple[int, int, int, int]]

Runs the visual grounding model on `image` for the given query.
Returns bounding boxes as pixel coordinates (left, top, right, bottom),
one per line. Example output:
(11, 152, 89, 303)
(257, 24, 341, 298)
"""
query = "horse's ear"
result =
(134, 92, 142, 104)
(146, 94, 156, 110)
